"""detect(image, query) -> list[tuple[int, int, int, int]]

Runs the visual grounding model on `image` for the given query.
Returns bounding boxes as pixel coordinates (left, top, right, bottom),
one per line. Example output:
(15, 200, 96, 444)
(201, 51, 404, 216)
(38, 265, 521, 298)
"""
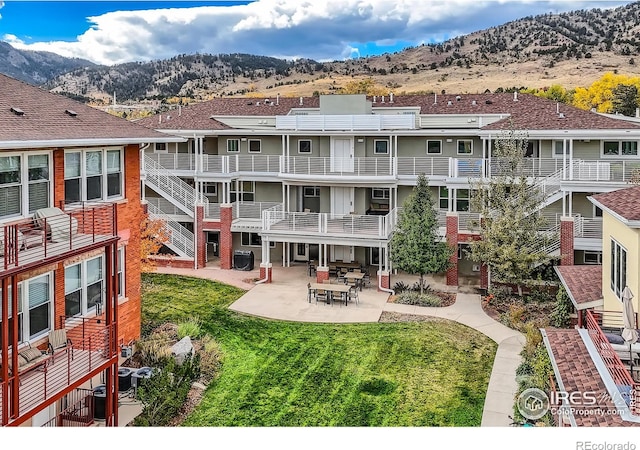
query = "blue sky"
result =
(0, 1, 636, 65)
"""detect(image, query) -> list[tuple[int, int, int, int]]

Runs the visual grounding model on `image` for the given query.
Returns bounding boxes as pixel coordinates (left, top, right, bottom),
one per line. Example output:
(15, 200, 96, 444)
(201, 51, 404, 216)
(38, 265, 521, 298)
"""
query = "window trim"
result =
(1, 273, 53, 343)
(65, 255, 105, 318)
(226, 139, 240, 153)
(602, 140, 639, 158)
(298, 139, 312, 154)
(0, 151, 52, 219)
(64, 147, 124, 204)
(154, 142, 168, 153)
(248, 139, 262, 154)
(610, 238, 627, 300)
(372, 188, 390, 200)
(426, 140, 442, 155)
(204, 182, 218, 196)
(457, 139, 473, 155)
(303, 186, 320, 197)
(374, 139, 389, 155)
(241, 232, 275, 248)
(230, 181, 255, 202)
(584, 251, 602, 265)
(552, 140, 567, 159)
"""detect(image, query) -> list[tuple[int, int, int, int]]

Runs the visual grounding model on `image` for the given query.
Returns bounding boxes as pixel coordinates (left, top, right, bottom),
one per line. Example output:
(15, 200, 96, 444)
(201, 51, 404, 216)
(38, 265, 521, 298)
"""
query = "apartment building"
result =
(0, 74, 183, 426)
(136, 92, 640, 289)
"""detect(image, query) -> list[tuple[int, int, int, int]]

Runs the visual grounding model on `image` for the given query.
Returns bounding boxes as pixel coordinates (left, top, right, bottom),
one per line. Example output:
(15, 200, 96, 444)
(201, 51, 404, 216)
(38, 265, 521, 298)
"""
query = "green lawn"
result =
(141, 273, 497, 426)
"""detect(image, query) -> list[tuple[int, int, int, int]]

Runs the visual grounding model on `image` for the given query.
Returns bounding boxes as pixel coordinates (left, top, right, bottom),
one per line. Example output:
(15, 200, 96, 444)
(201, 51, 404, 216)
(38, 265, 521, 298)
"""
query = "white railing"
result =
(455, 159, 484, 178)
(145, 153, 196, 171)
(284, 157, 393, 177)
(569, 159, 640, 183)
(458, 212, 481, 231)
(145, 197, 188, 217)
(276, 114, 415, 131)
(524, 167, 563, 208)
(489, 158, 565, 178)
(574, 215, 603, 239)
(396, 157, 451, 177)
(533, 223, 561, 256)
(228, 155, 281, 173)
(233, 202, 283, 220)
(146, 200, 195, 258)
(262, 208, 397, 239)
(143, 154, 207, 217)
(205, 203, 221, 220)
(202, 155, 225, 173)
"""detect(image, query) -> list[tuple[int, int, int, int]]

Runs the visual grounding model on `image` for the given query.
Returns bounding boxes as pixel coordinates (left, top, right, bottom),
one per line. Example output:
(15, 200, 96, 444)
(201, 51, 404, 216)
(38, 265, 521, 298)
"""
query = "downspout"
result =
(378, 242, 394, 295)
(140, 143, 151, 202)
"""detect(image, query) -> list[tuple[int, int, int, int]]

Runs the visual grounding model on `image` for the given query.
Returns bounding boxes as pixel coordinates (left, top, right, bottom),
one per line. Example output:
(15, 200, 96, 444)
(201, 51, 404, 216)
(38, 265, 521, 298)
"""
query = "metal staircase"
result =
(146, 199, 195, 258)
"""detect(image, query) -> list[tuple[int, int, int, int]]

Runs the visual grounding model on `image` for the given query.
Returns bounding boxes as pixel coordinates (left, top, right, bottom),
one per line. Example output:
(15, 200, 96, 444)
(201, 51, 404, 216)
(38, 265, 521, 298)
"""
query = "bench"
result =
(0, 344, 49, 379)
(367, 202, 389, 216)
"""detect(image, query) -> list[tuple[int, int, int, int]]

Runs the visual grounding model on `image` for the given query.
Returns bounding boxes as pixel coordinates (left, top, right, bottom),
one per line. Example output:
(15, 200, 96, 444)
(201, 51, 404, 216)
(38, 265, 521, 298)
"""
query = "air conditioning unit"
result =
(472, 264, 481, 272)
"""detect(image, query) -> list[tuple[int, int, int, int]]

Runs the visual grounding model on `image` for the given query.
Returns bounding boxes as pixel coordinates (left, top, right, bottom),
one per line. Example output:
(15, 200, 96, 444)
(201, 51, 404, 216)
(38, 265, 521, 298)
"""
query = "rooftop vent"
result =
(472, 100, 477, 106)
(456, 95, 461, 101)
(299, 97, 303, 106)
(513, 91, 518, 102)
(10, 107, 24, 116)
(247, 101, 253, 105)
(447, 101, 453, 106)
(389, 92, 394, 103)
(65, 109, 78, 117)
(373, 96, 377, 103)
(485, 100, 493, 105)
(558, 113, 565, 119)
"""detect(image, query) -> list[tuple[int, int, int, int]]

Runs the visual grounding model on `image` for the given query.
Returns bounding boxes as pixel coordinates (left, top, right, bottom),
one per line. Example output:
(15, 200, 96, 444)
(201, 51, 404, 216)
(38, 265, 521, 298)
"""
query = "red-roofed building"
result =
(135, 91, 640, 289)
(0, 74, 184, 427)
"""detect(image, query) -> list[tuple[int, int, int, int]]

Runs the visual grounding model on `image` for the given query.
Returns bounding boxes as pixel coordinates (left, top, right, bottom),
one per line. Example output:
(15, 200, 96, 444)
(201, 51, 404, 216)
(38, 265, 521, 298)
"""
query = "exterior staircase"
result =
(143, 154, 207, 259)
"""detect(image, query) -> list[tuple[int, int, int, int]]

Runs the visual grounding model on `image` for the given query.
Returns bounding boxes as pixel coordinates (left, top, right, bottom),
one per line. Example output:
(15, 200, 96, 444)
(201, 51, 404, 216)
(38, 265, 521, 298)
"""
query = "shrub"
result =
(392, 281, 410, 293)
(395, 291, 442, 307)
(550, 286, 572, 328)
(411, 280, 431, 293)
(199, 335, 224, 384)
(136, 333, 173, 367)
(177, 316, 203, 340)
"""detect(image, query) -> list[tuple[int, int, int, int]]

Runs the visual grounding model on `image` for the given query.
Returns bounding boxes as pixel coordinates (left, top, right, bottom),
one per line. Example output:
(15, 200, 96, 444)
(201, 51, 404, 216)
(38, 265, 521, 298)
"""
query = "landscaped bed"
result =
(141, 273, 496, 427)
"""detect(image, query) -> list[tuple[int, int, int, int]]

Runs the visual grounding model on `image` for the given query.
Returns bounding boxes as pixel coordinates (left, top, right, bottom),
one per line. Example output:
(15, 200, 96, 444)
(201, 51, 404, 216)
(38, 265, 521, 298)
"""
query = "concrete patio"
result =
(153, 262, 524, 426)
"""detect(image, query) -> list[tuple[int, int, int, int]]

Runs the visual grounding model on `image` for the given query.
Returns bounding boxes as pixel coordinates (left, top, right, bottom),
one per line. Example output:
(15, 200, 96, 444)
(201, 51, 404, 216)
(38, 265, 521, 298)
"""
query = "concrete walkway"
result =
(151, 265, 524, 426)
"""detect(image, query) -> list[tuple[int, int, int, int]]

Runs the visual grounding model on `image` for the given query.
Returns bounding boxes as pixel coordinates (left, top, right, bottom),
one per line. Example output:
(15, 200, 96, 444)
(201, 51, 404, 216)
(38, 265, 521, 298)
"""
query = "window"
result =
(248, 139, 261, 153)
(603, 140, 639, 157)
(154, 143, 167, 153)
(439, 186, 449, 210)
(65, 256, 105, 318)
(374, 140, 389, 155)
(372, 188, 390, 200)
(230, 181, 255, 202)
(303, 186, 320, 197)
(0, 153, 51, 219)
(524, 142, 536, 158)
(455, 189, 470, 212)
(457, 139, 473, 155)
(298, 140, 312, 154)
(584, 251, 602, 265)
(553, 140, 567, 158)
(64, 148, 123, 203)
(595, 206, 603, 218)
(611, 239, 627, 300)
(117, 247, 125, 298)
(427, 140, 442, 155)
(227, 139, 240, 153)
(204, 182, 217, 195)
(25, 274, 51, 341)
(241, 232, 275, 248)
(0, 284, 23, 347)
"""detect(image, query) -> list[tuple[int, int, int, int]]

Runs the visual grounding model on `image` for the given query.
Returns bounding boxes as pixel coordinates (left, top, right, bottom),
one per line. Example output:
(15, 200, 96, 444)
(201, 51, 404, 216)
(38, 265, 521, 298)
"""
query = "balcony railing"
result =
(396, 157, 451, 177)
(145, 153, 196, 171)
(233, 202, 283, 220)
(276, 114, 415, 131)
(0, 317, 115, 426)
(585, 310, 640, 415)
(228, 155, 280, 173)
(0, 203, 117, 274)
(574, 216, 603, 240)
(262, 208, 397, 239)
(41, 388, 94, 427)
(283, 157, 393, 177)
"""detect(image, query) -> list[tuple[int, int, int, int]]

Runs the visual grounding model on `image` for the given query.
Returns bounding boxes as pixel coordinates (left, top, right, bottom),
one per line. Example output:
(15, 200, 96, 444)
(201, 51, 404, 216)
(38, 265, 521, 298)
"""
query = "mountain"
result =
(0, 41, 96, 85)
(39, 1, 640, 101)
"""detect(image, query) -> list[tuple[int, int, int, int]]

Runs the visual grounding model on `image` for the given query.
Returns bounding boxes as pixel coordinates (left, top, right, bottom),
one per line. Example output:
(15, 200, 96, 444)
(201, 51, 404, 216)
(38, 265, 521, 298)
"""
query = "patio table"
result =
(310, 283, 351, 306)
(343, 272, 365, 291)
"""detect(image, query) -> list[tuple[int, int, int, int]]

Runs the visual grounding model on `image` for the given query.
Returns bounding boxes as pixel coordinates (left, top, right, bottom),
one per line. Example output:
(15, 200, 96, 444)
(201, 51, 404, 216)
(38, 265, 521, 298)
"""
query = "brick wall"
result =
(219, 204, 233, 269)
(53, 149, 64, 207)
(195, 204, 206, 269)
(378, 270, 390, 291)
(446, 213, 459, 287)
(259, 263, 273, 283)
(560, 217, 575, 266)
(316, 267, 329, 283)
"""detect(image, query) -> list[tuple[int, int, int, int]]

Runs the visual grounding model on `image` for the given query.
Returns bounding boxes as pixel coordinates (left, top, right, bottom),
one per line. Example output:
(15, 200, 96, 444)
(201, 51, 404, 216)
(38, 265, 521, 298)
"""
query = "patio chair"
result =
(308, 260, 316, 277)
(315, 287, 328, 304)
(347, 286, 359, 306)
(48, 329, 73, 364)
(329, 265, 338, 278)
(307, 282, 315, 303)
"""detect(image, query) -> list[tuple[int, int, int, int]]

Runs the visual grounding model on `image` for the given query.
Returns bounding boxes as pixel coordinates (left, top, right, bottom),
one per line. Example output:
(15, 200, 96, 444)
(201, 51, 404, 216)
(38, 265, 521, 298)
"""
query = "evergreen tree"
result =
(390, 173, 453, 295)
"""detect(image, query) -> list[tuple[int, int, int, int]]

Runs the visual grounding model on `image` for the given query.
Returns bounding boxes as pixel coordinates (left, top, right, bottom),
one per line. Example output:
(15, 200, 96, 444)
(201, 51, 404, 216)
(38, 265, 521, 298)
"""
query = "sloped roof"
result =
(591, 186, 640, 222)
(555, 265, 603, 310)
(0, 73, 178, 147)
(543, 328, 640, 427)
(136, 92, 640, 133)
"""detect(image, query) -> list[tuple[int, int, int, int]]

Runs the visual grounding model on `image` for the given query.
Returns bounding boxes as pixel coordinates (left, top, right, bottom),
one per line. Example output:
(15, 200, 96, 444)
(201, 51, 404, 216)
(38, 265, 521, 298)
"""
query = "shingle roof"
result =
(0, 74, 174, 146)
(555, 265, 603, 310)
(136, 92, 640, 132)
(544, 328, 640, 427)
(591, 186, 640, 222)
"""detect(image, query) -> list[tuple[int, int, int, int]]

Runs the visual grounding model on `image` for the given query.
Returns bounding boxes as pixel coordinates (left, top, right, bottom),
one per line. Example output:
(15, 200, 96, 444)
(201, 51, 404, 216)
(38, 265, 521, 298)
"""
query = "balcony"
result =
(282, 156, 394, 179)
(276, 114, 415, 131)
(231, 202, 283, 232)
(262, 208, 398, 242)
(0, 317, 115, 426)
(1, 203, 118, 276)
(585, 310, 640, 415)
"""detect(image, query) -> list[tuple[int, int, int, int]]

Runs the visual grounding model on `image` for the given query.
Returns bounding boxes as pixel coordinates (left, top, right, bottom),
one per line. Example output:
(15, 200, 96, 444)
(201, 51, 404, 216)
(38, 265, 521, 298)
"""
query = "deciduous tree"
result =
(140, 213, 170, 272)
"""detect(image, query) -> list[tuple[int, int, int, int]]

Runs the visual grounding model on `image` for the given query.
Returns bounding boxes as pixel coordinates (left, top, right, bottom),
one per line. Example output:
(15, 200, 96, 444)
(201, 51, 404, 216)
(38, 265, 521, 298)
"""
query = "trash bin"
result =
(93, 385, 106, 420)
(118, 367, 134, 392)
(233, 250, 254, 271)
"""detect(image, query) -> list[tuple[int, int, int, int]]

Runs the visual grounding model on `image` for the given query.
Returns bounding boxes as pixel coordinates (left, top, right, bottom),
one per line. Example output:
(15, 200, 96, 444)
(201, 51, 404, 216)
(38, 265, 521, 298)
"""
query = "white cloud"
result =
(0, 1, 4, 20)
(1, 0, 635, 65)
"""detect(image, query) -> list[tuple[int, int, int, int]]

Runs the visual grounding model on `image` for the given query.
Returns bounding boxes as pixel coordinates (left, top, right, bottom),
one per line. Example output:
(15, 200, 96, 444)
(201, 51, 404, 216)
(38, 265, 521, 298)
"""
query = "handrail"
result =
(146, 200, 195, 258)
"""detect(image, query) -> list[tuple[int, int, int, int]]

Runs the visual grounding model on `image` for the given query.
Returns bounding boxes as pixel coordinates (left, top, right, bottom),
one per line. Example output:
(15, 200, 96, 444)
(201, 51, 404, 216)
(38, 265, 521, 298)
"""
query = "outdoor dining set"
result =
(306, 261, 371, 306)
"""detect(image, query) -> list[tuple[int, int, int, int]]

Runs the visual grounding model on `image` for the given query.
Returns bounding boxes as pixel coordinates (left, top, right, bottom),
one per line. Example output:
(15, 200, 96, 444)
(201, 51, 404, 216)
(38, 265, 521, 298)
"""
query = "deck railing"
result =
(1, 203, 117, 274)
(233, 202, 283, 220)
(585, 310, 640, 415)
(144, 153, 196, 171)
(41, 388, 95, 427)
(283, 156, 394, 177)
(0, 317, 115, 426)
